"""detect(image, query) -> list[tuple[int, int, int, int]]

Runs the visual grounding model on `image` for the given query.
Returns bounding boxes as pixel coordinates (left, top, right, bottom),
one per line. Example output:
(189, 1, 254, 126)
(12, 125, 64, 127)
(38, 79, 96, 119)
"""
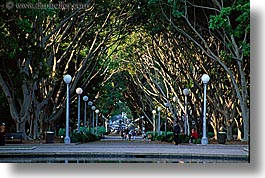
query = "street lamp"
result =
(141, 116, 144, 136)
(152, 110, 156, 133)
(83, 96, 88, 129)
(102, 115, 108, 133)
(95, 109, 99, 135)
(183, 88, 190, 136)
(76, 87, 83, 133)
(63, 74, 72, 144)
(164, 102, 169, 135)
(157, 106, 162, 135)
(91, 105, 96, 133)
(87, 101, 93, 133)
(172, 96, 178, 125)
(201, 74, 210, 145)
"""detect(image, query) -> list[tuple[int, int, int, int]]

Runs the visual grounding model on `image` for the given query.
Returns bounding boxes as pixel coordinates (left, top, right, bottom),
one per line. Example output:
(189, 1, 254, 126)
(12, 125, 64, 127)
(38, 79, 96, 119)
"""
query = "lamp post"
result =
(172, 96, 178, 123)
(76, 87, 83, 133)
(164, 102, 169, 136)
(157, 106, 162, 136)
(91, 105, 96, 133)
(141, 116, 144, 136)
(201, 74, 210, 145)
(83, 96, 88, 130)
(183, 88, 190, 136)
(87, 101, 93, 133)
(95, 109, 99, 135)
(63, 74, 72, 144)
(152, 110, 156, 134)
(102, 115, 108, 133)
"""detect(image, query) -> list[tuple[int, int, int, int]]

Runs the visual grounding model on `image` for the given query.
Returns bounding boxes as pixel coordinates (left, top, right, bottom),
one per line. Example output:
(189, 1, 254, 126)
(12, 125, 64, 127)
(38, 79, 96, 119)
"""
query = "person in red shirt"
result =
(190, 128, 199, 144)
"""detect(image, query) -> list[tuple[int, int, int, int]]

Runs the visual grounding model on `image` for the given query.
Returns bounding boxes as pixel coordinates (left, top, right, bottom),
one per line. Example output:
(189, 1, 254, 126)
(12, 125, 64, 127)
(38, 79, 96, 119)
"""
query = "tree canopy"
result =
(0, 0, 249, 142)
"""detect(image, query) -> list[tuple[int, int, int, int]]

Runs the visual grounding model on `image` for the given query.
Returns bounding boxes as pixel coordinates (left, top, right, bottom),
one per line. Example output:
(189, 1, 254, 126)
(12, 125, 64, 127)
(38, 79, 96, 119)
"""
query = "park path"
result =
(0, 134, 249, 163)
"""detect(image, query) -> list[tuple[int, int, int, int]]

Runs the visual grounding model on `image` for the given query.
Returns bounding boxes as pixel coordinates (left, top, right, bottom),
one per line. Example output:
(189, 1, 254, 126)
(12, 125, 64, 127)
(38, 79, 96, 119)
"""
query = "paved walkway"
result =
(0, 135, 249, 163)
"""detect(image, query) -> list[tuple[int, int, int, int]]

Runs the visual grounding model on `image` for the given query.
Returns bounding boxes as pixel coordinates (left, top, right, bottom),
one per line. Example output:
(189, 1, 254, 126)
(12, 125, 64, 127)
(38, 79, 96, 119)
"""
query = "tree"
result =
(104, 0, 249, 141)
(0, 0, 136, 139)
(0, 0, 250, 142)
(142, 0, 249, 141)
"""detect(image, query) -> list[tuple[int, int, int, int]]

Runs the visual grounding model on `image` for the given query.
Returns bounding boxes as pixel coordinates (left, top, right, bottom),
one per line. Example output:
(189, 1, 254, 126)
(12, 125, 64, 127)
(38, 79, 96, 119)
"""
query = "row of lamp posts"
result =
(63, 74, 100, 144)
(151, 74, 210, 144)
(65, 73, 210, 144)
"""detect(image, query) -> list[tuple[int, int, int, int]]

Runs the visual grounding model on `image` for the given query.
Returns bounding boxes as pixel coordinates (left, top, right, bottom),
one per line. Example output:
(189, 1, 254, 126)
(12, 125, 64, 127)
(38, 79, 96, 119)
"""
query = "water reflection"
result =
(0, 157, 248, 163)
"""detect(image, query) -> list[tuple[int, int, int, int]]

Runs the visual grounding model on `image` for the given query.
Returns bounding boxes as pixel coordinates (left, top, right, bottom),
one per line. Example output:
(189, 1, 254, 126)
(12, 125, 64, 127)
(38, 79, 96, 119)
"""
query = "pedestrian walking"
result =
(128, 130, 132, 140)
(125, 128, 129, 140)
(132, 130, 136, 140)
(143, 133, 147, 141)
(121, 130, 124, 140)
(173, 121, 180, 145)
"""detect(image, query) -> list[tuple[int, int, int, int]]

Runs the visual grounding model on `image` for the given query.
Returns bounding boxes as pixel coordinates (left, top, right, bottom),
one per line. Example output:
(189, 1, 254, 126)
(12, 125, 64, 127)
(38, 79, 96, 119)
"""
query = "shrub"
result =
(178, 134, 190, 143)
(87, 133, 99, 142)
(145, 131, 156, 140)
(70, 130, 100, 143)
(192, 138, 201, 144)
(58, 128, 65, 137)
(97, 126, 107, 136)
(208, 132, 214, 138)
